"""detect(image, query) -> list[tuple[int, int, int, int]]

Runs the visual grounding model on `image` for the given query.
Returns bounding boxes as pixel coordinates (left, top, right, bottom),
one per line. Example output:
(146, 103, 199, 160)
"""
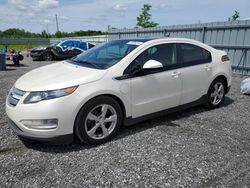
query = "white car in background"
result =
(6, 38, 232, 145)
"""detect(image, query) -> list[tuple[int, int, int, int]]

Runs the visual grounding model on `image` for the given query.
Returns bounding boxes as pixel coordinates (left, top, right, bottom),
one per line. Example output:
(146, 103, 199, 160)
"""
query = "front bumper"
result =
(30, 51, 42, 59)
(8, 119, 73, 144)
(5, 88, 82, 144)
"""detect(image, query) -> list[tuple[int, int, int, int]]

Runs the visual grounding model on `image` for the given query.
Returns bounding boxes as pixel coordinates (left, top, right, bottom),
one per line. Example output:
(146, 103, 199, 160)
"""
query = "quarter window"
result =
(180, 44, 211, 64)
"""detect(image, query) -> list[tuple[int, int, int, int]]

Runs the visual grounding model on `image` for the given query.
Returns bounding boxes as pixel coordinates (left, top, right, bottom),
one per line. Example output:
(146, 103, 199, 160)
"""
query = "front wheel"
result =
(43, 52, 53, 61)
(206, 78, 226, 109)
(75, 96, 122, 145)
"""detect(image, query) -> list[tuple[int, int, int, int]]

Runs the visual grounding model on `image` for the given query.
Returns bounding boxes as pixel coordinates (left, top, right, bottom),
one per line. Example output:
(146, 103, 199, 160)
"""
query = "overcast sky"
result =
(0, 0, 249, 33)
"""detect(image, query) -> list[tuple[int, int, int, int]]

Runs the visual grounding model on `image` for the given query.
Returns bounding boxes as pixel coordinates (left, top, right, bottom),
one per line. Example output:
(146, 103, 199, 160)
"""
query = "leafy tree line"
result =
(54, 30, 104, 38)
(0, 28, 105, 38)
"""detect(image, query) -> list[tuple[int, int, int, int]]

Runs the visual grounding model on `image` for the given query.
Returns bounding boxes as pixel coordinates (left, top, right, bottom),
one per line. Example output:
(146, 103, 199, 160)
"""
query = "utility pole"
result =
(55, 14, 59, 32)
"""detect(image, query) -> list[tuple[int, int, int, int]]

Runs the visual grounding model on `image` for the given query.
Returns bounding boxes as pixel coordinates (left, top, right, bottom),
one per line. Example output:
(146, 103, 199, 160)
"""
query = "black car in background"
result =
(30, 39, 95, 61)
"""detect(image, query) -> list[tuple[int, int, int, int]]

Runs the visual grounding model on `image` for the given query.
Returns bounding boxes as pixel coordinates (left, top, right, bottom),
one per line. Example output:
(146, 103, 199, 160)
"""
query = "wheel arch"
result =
(208, 74, 228, 94)
(73, 94, 127, 133)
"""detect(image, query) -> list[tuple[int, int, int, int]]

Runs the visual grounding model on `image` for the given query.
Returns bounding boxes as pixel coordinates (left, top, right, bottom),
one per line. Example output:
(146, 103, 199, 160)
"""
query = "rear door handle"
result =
(204, 65, 212, 71)
(171, 71, 181, 78)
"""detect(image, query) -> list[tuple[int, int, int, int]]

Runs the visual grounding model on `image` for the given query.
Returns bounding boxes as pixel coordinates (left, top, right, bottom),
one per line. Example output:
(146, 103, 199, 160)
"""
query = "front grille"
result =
(8, 87, 26, 107)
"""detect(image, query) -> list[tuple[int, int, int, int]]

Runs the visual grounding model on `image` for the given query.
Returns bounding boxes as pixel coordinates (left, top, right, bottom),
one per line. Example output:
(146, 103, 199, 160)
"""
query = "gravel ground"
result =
(0, 56, 250, 188)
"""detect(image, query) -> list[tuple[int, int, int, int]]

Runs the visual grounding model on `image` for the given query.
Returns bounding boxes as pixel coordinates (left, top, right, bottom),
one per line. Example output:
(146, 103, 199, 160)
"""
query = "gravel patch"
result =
(0, 56, 249, 187)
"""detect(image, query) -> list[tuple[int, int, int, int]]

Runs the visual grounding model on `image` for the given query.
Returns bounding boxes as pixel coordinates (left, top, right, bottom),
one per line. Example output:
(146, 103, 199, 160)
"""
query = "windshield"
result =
(49, 41, 60, 47)
(68, 40, 146, 69)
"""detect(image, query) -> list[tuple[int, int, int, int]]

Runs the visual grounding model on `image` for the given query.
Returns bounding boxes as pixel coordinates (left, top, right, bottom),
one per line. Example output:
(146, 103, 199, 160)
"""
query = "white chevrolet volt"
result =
(6, 38, 232, 145)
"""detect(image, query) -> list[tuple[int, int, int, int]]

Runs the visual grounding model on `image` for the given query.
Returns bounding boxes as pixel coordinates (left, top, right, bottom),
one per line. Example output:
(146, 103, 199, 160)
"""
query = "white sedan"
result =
(6, 38, 232, 145)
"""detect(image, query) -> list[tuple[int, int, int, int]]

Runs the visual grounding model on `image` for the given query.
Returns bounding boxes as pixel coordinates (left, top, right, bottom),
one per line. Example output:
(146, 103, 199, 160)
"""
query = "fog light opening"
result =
(20, 119, 58, 130)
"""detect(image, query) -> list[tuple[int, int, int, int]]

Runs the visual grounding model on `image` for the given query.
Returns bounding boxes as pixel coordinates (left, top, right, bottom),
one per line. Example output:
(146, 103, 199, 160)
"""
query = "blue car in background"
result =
(30, 39, 95, 61)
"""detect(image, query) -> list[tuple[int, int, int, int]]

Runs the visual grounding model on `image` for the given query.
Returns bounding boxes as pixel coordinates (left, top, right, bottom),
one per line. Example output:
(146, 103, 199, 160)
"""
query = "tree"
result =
(228, 10, 240, 21)
(0, 28, 105, 38)
(136, 4, 159, 28)
(41, 30, 48, 38)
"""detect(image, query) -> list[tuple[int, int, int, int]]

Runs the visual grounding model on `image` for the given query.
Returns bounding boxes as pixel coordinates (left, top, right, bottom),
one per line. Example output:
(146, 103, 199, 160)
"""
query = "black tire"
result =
(18, 136, 34, 145)
(205, 78, 226, 109)
(43, 52, 54, 61)
(18, 54, 24, 61)
(75, 96, 122, 145)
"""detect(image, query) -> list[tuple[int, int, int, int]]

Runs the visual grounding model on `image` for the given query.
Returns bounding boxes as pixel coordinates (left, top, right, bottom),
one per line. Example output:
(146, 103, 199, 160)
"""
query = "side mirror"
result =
(143, 60, 163, 69)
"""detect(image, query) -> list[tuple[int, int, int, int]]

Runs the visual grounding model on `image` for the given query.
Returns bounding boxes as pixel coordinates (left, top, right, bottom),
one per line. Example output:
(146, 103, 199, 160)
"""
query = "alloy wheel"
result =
(210, 82, 224, 105)
(43, 53, 53, 61)
(84, 104, 117, 140)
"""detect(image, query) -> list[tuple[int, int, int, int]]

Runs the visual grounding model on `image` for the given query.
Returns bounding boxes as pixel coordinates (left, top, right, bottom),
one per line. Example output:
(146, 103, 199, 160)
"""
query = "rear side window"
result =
(79, 42, 88, 51)
(73, 41, 80, 47)
(180, 44, 211, 65)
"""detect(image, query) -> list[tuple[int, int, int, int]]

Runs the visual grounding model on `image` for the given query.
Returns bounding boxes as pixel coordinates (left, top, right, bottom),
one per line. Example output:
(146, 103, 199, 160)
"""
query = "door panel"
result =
(180, 63, 212, 104)
(178, 43, 213, 105)
(127, 43, 182, 118)
(131, 71, 182, 118)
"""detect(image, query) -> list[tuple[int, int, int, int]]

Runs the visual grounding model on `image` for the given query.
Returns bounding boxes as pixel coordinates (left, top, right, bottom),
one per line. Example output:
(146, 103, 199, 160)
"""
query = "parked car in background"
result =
(6, 38, 232, 145)
(30, 39, 95, 61)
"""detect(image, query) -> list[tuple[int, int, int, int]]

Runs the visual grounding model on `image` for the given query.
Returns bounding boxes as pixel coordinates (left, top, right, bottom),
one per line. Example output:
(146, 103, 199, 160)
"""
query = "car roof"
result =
(60, 39, 87, 43)
(115, 37, 205, 44)
(116, 38, 156, 43)
(118, 37, 215, 51)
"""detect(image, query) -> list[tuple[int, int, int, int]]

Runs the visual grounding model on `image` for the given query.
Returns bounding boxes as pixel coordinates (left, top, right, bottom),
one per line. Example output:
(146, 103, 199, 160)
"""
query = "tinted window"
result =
(50, 41, 60, 47)
(180, 44, 211, 64)
(97, 44, 128, 59)
(125, 43, 177, 75)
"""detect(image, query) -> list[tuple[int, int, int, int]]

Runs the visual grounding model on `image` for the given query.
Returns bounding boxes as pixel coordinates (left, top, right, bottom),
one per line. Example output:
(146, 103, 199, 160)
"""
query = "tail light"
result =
(222, 55, 230, 62)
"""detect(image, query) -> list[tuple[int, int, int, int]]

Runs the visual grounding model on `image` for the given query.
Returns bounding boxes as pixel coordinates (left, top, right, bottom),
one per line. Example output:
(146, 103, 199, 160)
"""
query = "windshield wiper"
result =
(70, 59, 100, 69)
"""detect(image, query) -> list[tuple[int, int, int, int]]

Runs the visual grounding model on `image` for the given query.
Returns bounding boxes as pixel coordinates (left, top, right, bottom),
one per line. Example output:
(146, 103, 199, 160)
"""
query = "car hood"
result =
(31, 46, 48, 51)
(15, 61, 107, 91)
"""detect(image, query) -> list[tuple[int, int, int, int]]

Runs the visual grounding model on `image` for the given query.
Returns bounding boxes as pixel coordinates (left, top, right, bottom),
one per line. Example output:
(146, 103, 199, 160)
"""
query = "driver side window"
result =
(124, 43, 177, 75)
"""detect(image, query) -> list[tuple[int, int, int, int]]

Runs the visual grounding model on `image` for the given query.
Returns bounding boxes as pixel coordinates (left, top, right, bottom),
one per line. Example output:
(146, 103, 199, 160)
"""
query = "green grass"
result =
(0, 44, 49, 51)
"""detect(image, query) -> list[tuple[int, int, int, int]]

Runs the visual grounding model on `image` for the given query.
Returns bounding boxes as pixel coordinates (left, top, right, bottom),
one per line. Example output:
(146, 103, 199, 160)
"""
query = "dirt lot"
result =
(0, 56, 250, 188)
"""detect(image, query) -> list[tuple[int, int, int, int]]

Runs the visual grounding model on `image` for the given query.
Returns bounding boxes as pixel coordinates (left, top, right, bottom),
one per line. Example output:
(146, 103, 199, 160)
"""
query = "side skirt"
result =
(123, 95, 207, 126)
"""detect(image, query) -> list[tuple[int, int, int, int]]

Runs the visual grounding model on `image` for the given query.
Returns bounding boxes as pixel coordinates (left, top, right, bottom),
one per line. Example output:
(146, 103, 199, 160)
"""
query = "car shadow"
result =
(1, 68, 16, 71)
(32, 59, 43, 62)
(6, 63, 27, 67)
(21, 96, 234, 153)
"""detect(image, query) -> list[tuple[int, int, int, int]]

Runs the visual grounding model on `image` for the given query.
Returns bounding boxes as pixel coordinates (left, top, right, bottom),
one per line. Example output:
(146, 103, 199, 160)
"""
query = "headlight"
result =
(23, 86, 78, 104)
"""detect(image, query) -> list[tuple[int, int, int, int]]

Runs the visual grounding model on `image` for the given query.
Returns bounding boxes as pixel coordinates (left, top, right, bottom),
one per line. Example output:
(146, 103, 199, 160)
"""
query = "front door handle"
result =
(171, 71, 181, 78)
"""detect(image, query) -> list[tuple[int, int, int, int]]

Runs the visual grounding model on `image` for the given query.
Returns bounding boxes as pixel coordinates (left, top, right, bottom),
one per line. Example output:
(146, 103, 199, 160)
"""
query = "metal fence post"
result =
(202, 27, 206, 43)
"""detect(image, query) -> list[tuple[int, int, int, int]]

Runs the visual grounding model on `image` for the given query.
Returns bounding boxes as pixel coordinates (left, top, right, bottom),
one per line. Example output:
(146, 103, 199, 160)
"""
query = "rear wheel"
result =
(43, 52, 53, 61)
(206, 78, 226, 109)
(75, 96, 122, 145)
